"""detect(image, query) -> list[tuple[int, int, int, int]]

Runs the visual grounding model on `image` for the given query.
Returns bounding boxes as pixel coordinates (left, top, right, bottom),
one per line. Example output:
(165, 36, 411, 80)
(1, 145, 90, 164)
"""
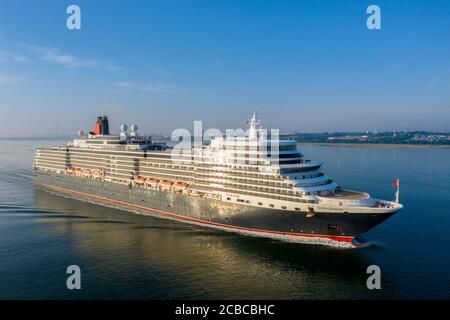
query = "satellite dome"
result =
(120, 124, 128, 132)
(130, 124, 138, 132)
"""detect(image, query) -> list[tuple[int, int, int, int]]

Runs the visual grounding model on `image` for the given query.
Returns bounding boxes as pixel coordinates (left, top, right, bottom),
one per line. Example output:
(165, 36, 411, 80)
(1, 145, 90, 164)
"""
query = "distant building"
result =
(411, 134, 449, 142)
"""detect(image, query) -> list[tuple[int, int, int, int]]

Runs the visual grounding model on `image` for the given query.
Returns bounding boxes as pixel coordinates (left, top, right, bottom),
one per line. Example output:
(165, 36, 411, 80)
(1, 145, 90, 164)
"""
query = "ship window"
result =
(258, 202, 263, 206)
(227, 197, 231, 201)
(281, 206, 287, 209)
(295, 208, 301, 211)
(269, 204, 274, 208)
(245, 200, 250, 203)
(328, 224, 338, 231)
(237, 199, 245, 203)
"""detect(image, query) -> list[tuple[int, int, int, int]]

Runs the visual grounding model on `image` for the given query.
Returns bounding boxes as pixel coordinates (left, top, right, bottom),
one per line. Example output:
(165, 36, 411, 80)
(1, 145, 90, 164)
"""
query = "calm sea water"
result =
(0, 140, 449, 299)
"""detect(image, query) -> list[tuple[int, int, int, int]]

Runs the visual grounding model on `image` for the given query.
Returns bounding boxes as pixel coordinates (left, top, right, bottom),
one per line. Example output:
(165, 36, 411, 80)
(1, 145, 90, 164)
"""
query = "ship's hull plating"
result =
(34, 171, 396, 246)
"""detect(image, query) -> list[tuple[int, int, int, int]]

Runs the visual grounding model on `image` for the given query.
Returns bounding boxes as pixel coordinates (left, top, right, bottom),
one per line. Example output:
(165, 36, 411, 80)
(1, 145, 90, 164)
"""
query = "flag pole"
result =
(395, 178, 400, 204)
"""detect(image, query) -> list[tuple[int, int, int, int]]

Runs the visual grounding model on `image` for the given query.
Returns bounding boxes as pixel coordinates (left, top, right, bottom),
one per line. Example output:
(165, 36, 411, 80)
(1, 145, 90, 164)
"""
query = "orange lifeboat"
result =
(173, 182, 190, 192)
(66, 167, 75, 175)
(134, 175, 145, 185)
(75, 168, 83, 176)
(159, 180, 174, 190)
(145, 177, 159, 188)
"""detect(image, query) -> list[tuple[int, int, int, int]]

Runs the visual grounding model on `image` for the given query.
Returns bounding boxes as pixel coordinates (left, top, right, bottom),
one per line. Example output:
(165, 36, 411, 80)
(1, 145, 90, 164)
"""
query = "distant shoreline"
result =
(298, 142, 450, 148)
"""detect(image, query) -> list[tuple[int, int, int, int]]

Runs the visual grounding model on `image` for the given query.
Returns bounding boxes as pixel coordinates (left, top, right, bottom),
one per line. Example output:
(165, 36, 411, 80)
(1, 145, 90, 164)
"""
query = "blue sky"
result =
(0, 0, 449, 136)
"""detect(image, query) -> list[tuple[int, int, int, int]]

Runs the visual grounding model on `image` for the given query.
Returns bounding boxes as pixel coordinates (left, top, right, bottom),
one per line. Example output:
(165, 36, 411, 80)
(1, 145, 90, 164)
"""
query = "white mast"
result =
(248, 109, 260, 140)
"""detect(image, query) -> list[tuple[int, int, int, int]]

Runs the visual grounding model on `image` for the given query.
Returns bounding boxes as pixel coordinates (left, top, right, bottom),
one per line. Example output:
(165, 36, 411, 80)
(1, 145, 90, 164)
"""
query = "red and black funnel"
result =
(90, 116, 109, 135)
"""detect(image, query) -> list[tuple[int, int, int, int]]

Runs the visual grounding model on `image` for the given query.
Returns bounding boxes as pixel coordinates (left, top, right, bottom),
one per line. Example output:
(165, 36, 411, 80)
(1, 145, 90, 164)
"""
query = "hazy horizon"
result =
(0, 0, 449, 136)
(1, 126, 449, 139)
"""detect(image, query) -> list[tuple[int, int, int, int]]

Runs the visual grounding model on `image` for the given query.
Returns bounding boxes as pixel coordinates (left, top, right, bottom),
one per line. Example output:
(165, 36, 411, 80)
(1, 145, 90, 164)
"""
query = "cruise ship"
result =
(33, 113, 403, 247)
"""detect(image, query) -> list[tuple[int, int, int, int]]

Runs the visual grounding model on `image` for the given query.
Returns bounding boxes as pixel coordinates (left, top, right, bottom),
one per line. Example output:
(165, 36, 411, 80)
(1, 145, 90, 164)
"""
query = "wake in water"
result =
(0, 204, 31, 209)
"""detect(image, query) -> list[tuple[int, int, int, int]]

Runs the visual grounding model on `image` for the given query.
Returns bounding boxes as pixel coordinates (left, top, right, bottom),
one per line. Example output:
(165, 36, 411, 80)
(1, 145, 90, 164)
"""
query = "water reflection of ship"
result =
(33, 188, 386, 299)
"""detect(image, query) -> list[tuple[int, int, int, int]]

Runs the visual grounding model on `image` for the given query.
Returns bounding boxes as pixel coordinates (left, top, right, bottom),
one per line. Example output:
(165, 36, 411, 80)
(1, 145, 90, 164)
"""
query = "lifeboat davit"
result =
(134, 175, 146, 185)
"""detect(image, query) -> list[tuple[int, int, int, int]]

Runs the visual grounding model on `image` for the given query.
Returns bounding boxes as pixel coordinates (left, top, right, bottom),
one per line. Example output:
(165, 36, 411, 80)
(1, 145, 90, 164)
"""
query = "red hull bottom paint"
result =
(38, 183, 355, 245)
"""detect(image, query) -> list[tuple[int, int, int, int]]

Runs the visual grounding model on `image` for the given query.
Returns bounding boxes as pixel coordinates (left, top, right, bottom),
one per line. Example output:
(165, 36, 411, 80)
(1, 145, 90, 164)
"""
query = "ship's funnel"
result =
(92, 116, 110, 135)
